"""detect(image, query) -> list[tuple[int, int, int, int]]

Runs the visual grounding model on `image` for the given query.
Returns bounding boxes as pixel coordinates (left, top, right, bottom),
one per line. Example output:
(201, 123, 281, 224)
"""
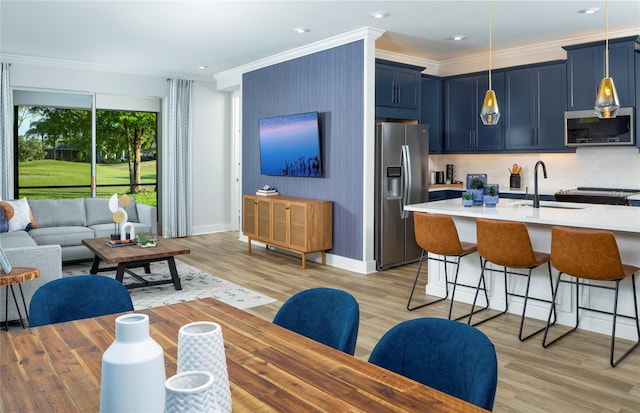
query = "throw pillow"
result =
(0, 208, 8, 233)
(0, 198, 37, 232)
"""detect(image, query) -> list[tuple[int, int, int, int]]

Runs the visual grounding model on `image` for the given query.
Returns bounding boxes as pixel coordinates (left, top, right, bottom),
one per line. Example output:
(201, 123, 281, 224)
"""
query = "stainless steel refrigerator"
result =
(375, 122, 429, 270)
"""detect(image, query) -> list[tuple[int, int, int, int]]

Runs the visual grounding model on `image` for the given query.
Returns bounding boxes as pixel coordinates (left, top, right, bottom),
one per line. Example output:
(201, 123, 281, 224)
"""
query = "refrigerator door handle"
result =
(401, 144, 411, 219)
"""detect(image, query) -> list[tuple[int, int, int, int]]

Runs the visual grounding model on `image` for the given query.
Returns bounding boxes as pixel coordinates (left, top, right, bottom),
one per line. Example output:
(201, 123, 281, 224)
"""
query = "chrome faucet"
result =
(533, 160, 547, 208)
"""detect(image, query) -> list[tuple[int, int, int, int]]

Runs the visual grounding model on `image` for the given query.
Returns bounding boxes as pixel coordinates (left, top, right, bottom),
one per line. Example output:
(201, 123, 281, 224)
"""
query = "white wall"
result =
(9, 63, 233, 235)
(430, 147, 640, 194)
(190, 81, 233, 235)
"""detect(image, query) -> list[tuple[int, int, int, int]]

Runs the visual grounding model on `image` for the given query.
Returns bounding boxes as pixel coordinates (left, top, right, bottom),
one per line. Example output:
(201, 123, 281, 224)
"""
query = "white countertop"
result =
(405, 199, 640, 234)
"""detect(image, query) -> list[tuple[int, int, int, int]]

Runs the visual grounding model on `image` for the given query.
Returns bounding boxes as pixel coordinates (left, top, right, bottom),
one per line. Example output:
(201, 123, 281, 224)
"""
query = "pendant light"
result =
(594, 0, 620, 118)
(480, 0, 500, 125)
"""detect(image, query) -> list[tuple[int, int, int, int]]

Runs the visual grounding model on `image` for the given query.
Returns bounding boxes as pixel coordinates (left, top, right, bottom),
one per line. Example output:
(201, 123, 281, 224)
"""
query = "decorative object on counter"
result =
(469, 177, 485, 205)
(480, 0, 500, 125)
(177, 321, 232, 413)
(594, 0, 620, 119)
(164, 371, 215, 413)
(483, 184, 499, 207)
(462, 192, 474, 207)
(508, 163, 522, 189)
(100, 313, 166, 413)
(137, 233, 158, 248)
(446, 164, 455, 184)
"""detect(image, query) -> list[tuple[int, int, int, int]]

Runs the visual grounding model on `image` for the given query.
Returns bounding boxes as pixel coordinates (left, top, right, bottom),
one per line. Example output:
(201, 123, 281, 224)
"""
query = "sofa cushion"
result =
(0, 198, 37, 232)
(85, 197, 139, 226)
(28, 198, 86, 228)
(0, 231, 38, 248)
(28, 226, 94, 247)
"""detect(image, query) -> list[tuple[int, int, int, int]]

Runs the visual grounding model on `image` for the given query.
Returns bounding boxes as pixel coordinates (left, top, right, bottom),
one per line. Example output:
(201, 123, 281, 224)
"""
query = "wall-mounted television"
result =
(259, 111, 322, 177)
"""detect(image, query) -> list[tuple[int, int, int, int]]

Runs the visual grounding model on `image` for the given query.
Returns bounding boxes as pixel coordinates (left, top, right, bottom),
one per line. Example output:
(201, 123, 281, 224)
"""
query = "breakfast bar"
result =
(404, 199, 640, 340)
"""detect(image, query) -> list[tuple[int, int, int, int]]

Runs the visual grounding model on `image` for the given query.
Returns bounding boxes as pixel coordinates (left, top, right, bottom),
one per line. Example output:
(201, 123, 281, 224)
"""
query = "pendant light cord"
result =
(605, 0, 609, 78)
(488, 0, 493, 90)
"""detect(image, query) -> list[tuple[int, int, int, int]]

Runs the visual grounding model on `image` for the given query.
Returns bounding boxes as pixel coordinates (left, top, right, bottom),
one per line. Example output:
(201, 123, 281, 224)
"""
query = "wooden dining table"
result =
(0, 297, 489, 412)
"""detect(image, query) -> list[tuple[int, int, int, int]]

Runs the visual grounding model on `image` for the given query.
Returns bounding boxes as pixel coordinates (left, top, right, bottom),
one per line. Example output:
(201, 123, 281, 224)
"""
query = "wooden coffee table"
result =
(82, 237, 190, 290)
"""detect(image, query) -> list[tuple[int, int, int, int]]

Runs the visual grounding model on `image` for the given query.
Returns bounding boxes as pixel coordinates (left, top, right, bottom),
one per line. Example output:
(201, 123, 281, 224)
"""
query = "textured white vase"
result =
(165, 371, 214, 413)
(177, 321, 232, 413)
(100, 313, 166, 413)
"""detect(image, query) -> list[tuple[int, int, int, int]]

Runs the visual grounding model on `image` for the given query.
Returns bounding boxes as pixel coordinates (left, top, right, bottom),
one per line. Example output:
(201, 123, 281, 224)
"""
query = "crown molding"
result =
(374, 50, 441, 76)
(0, 53, 215, 82)
(213, 27, 385, 91)
(438, 27, 639, 77)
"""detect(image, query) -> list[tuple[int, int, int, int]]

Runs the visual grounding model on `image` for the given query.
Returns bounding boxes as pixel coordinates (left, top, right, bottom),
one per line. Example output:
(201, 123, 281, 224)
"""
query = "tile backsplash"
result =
(429, 146, 640, 194)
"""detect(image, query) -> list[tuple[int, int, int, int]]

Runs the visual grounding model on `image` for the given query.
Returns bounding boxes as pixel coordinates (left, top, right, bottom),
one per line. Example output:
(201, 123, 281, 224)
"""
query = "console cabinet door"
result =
(288, 202, 308, 250)
(242, 196, 257, 237)
(271, 200, 288, 247)
(256, 198, 272, 240)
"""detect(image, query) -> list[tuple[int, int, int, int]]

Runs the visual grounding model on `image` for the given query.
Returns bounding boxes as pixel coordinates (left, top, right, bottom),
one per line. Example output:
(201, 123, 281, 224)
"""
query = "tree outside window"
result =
(16, 106, 157, 206)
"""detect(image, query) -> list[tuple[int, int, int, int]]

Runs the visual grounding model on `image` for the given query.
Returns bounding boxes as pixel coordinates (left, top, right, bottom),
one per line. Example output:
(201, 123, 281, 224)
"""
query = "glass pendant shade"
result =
(594, 77, 620, 119)
(480, 89, 500, 125)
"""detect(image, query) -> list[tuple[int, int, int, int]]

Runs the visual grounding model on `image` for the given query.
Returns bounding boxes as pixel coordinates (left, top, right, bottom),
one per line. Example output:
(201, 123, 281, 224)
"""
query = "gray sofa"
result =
(0, 197, 157, 322)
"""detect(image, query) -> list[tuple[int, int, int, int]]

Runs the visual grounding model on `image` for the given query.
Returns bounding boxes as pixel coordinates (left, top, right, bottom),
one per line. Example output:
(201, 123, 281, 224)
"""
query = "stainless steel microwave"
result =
(564, 107, 634, 146)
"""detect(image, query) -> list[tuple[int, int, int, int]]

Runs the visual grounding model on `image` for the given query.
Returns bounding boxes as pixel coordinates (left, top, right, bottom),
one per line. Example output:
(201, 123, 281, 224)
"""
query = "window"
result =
(14, 90, 159, 207)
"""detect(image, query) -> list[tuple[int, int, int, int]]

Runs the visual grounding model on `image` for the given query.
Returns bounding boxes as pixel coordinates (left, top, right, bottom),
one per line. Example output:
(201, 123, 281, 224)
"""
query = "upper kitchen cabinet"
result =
(505, 62, 570, 152)
(420, 75, 443, 154)
(375, 60, 424, 119)
(444, 72, 505, 153)
(564, 36, 639, 111)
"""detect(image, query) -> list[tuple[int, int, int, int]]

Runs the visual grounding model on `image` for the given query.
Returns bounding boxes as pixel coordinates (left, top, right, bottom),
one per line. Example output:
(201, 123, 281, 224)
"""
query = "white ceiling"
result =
(1, 0, 639, 80)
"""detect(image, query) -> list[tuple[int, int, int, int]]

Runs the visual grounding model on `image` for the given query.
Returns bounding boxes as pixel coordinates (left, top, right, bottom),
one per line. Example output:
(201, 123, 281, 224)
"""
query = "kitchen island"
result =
(404, 199, 640, 340)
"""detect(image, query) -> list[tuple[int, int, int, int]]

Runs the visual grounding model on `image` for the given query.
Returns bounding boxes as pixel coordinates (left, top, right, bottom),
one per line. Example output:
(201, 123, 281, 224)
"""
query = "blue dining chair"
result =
(273, 287, 360, 355)
(368, 317, 498, 411)
(29, 275, 134, 327)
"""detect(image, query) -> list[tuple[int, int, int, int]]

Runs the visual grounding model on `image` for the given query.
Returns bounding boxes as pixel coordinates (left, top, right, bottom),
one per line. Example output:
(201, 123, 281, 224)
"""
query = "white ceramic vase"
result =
(100, 313, 166, 413)
(165, 371, 215, 413)
(177, 321, 232, 413)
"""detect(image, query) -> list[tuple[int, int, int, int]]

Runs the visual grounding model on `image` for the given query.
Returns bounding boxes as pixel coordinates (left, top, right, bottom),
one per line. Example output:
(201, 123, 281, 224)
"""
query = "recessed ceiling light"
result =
(579, 7, 600, 14)
(449, 35, 467, 41)
(197, 65, 208, 70)
(293, 27, 308, 34)
(371, 11, 387, 19)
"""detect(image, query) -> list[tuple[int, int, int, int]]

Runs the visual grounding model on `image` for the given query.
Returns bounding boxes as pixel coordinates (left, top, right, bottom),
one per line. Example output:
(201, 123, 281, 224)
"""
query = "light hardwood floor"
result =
(174, 232, 640, 413)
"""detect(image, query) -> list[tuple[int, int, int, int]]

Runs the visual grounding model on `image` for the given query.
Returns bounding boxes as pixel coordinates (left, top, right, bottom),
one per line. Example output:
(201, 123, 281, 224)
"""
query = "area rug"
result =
(62, 260, 277, 310)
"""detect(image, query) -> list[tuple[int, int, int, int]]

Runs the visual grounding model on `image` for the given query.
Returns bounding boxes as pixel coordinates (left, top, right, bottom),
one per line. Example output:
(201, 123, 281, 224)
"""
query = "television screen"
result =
(259, 112, 322, 177)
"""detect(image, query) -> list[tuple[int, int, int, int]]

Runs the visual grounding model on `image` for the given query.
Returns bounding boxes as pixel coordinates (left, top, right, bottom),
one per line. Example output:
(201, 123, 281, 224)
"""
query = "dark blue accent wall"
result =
(242, 41, 364, 260)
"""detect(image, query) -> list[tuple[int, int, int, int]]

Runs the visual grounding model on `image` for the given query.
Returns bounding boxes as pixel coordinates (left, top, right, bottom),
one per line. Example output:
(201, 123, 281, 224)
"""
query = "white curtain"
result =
(0, 63, 13, 200)
(163, 78, 192, 237)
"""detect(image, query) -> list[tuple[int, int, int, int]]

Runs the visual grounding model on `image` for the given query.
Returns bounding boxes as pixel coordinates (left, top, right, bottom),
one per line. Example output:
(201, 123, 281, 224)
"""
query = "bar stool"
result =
(469, 218, 556, 341)
(408, 213, 488, 321)
(542, 226, 640, 367)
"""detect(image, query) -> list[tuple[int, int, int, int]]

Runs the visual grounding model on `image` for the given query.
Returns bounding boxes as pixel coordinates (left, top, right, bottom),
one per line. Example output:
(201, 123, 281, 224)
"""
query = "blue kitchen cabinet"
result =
(564, 36, 638, 111)
(420, 75, 443, 153)
(444, 72, 505, 153)
(375, 60, 423, 112)
(505, 62, 569, 152)
(636, 51, 640, 150)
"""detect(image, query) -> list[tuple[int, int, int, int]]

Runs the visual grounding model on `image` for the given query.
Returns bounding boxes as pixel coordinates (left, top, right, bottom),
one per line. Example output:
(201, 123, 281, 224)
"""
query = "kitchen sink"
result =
(510, 201, 586, 210)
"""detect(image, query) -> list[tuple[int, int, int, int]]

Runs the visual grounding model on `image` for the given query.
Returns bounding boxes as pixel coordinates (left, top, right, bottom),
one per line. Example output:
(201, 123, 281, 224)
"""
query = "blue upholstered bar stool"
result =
(543, 226, 640, 367)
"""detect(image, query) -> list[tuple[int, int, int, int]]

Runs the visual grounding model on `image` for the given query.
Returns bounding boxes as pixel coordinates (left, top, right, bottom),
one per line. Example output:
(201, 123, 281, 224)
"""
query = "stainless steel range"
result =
(555, 187, 640, 206)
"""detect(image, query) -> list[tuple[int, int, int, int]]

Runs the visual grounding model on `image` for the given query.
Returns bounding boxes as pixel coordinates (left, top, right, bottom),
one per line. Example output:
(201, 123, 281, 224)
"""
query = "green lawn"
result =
(18, 159, 157, 206)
